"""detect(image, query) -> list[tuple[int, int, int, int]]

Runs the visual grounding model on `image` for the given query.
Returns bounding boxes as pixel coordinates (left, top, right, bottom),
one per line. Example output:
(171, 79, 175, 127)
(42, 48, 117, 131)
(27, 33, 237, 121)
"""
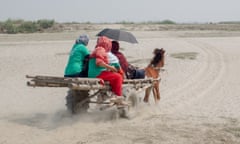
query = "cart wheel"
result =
(119, 90, 139, 119)
(65, 89, 89, 114)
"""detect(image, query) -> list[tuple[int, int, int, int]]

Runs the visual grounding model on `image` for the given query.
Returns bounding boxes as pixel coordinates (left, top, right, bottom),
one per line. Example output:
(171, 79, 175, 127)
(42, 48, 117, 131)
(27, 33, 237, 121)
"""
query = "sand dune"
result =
(0, 29, 240, 144)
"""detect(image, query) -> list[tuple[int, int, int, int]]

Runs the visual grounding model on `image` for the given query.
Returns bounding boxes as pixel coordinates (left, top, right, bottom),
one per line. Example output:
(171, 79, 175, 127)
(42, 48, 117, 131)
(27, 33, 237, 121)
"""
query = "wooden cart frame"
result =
(26, 75, 160, 118)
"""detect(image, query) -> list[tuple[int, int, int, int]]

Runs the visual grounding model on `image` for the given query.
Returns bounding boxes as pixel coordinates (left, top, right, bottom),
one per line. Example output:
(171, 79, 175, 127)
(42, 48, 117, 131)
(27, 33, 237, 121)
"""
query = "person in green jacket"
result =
(64, 34, 90, 77)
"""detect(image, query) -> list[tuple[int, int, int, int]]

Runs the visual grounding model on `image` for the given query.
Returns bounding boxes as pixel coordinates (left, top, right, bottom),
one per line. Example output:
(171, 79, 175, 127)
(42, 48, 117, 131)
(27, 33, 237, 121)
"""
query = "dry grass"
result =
(170, 52, 198, 60)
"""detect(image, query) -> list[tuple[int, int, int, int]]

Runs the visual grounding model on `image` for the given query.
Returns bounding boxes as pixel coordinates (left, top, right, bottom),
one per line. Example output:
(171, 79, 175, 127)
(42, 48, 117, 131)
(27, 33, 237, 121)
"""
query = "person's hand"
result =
(97, 62, 118, 72)
(108, 65, 118, 72)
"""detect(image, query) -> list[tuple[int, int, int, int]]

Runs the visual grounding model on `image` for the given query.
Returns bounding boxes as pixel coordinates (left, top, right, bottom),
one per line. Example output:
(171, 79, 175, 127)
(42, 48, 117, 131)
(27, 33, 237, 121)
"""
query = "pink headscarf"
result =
(90, 36, 112, 65)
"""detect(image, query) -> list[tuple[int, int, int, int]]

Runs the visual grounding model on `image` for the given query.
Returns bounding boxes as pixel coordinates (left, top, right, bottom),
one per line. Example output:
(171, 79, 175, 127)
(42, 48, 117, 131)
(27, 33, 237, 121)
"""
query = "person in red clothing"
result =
(111, 41, 129, 73)
(111, 41, 145, 79)
(88, 36, 125, 103)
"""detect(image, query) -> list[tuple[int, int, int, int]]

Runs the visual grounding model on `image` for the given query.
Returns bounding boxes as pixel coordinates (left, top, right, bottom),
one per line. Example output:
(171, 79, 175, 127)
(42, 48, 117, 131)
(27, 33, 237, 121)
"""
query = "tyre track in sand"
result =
(160, 38, 226, 116)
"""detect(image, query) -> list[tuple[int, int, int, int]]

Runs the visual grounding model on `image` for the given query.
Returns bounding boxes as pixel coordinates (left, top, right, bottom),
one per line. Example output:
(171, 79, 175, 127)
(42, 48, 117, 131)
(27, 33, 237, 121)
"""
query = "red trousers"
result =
(97, 71, 123, 96)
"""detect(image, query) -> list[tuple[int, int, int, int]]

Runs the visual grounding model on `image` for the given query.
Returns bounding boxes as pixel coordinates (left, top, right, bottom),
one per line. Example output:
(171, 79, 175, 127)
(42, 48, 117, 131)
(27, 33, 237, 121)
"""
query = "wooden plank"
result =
(26, 75, 160, 90)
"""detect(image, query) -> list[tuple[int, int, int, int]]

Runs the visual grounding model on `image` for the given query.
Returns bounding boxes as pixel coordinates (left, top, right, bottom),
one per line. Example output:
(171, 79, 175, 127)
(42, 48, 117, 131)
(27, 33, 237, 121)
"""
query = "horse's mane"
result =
(150, 48, 165, 67)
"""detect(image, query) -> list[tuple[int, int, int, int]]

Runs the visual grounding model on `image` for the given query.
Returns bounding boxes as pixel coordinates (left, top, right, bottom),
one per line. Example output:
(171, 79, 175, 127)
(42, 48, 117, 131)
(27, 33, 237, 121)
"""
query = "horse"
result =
(111, 43, 165, 104)
(143, 48, 165, 104)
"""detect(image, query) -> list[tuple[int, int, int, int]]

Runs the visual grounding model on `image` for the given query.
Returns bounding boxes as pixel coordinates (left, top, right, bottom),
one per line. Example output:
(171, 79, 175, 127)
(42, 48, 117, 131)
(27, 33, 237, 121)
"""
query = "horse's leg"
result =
(151, 81, 160, 104)
(152, 83, 158, 103)
(144, 86, 152, 103)
(156, 81, 160, 101)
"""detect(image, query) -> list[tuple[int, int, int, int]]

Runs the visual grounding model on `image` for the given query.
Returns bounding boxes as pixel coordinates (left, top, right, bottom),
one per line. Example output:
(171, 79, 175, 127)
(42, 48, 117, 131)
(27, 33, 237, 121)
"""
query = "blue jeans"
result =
(134, 69, 145, 79)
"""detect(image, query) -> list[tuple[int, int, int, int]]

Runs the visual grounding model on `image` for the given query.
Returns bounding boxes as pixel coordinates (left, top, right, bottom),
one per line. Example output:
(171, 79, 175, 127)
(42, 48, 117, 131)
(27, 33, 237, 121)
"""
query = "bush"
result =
(160, 20, 176, 24)
(37, 19, 55, 29)
(2, 19, 18, 34)
(0, 19, 55, 34)
(148, 20, 176, 24)
(18, 21, 38, 33)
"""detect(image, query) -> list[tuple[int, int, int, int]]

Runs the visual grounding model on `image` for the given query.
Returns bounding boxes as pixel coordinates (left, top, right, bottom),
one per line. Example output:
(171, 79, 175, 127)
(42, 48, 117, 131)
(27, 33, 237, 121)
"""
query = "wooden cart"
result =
(26, 75, 159, 118)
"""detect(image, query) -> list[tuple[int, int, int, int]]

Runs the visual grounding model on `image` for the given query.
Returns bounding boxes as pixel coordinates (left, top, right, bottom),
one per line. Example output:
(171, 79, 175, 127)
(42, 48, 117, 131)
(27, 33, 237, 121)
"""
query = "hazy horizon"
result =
(1, 0, 240, 23)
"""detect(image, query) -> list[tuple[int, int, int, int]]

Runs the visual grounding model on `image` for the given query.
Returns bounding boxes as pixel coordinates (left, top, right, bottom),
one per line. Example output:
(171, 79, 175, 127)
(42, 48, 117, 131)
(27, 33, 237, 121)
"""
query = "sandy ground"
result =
(0, 28, 240, 144)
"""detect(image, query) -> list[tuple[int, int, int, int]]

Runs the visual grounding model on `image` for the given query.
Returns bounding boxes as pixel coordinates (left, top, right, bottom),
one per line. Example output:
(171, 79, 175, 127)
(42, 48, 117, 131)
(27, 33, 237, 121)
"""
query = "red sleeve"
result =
(94, 47, 108, 65)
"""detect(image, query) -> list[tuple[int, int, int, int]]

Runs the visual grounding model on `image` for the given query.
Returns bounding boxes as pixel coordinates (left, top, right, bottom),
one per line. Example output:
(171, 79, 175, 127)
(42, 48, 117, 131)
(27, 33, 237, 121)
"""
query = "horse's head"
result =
(153, 48, 165, 55)
(151, 48, 165, 67)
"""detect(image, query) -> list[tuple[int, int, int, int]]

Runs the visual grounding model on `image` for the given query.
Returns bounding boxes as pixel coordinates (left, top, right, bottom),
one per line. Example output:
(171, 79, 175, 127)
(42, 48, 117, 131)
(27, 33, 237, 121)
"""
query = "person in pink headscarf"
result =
(88, 36, 124, 103)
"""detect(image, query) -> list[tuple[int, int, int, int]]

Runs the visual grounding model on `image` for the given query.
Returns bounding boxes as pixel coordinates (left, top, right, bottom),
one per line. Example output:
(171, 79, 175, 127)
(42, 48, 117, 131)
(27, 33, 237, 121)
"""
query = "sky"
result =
(0, 0, 240, 23)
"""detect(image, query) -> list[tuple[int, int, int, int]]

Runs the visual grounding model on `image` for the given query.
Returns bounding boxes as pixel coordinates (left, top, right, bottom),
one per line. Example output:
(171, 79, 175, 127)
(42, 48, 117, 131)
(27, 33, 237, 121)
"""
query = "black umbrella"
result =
(96, 28, 138, 44)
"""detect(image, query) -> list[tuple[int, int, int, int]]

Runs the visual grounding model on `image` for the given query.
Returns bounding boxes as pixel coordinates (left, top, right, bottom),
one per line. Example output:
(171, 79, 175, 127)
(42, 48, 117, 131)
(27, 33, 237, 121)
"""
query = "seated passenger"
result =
(111, 41, 145, 79)
(64, 34, 90, 78)
(88, 36, 125, 103)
